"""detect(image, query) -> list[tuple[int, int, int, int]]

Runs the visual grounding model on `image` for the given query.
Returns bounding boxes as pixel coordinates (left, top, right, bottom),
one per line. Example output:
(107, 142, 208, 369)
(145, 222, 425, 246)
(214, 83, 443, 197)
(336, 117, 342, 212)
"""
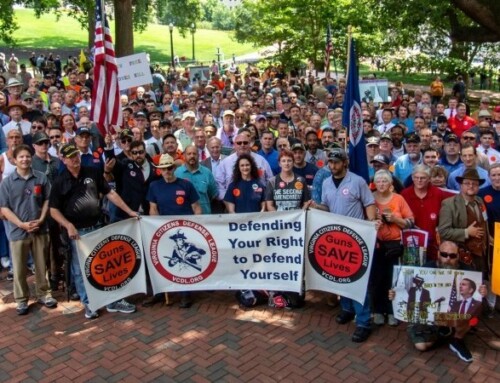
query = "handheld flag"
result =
(342, 37, 368, 182)
(92, 0, 122, 135)
(79, 49, 87, 72)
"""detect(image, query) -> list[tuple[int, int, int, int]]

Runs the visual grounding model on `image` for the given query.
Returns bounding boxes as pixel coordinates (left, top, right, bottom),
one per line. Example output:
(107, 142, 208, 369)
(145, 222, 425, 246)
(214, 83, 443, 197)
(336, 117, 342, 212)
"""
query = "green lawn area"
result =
(11, 8, 258, 63)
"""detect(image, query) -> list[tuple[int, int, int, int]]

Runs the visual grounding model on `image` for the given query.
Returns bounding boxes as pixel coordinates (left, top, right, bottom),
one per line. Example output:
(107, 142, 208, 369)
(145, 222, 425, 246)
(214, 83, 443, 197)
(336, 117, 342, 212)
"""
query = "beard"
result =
(408, 152, 419, 161)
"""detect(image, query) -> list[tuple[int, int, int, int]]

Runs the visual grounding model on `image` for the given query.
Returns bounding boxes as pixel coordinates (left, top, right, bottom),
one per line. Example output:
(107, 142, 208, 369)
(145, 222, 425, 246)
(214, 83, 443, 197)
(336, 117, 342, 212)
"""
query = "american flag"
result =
(324, 23, 333, 79)
(448, 273, 458, 310)
(91, 0, 122, 135)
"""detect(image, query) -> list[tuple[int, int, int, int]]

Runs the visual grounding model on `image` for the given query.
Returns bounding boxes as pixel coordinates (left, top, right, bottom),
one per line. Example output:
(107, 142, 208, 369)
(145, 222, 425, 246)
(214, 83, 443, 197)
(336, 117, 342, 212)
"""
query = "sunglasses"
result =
(32, 125, 45, 130)
(462, 136, 476, 140)
(131, 150, 145, 155)
(164, 165, 175, 170)
(235, 141, 249, 146)
(49, 135, 61, 139)
(121, 138, 132, 144)
(36, 140, 50, 146)
(439, 252, 458, 259)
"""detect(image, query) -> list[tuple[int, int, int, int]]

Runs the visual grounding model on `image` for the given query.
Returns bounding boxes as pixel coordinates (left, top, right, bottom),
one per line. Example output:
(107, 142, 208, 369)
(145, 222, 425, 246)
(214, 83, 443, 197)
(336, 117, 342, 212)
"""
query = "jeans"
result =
(70, 225, 101, 305)
(340, 292, 372, 328)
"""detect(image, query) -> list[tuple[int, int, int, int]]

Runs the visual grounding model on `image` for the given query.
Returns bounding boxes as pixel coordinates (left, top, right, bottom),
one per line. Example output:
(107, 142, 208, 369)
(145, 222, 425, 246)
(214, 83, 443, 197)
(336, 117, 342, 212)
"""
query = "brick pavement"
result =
(0, 271, 499, 383)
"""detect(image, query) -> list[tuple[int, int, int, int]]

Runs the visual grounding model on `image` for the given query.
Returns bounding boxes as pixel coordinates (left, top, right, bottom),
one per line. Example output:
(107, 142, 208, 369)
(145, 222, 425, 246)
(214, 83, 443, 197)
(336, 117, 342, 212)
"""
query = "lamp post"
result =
(190, 23, 196, 62)
(169, 23, 175, 69)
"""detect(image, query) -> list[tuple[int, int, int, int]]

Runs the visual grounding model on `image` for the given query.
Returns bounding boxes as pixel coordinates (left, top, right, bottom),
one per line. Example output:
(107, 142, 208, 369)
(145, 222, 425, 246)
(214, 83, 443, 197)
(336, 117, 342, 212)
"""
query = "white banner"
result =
(140, 211, 305, 294)
(117, 52, 153, 90)
(392, 266, 483, 324)
(305, 210, 377, 305)
(76, 219, 147, 311)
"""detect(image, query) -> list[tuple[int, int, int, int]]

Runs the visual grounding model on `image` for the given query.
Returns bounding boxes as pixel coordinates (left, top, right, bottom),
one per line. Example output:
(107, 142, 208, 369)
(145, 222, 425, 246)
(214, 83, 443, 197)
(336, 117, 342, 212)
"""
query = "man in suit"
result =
(449, 278, 482, 317)
(201, 136, 226, 213)
(438, 168, 489, 277)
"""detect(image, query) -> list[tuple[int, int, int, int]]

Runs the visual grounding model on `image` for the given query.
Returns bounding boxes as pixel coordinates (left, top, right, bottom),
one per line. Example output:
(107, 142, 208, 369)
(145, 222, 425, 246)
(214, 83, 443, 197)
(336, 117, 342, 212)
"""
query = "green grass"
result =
(10, 9, 258, 63)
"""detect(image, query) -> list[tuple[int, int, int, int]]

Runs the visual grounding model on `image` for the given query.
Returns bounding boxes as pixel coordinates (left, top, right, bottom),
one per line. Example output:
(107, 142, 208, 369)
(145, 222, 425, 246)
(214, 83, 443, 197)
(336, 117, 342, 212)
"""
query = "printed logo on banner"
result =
(85, 234, 142, 291)
(308, 224, 369, 283)
(149, 220, 218, 284)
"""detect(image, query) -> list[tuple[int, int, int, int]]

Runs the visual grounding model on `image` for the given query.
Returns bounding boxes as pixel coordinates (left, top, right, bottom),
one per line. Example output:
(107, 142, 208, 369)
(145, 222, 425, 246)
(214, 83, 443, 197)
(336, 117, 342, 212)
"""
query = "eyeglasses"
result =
(235, 141, 249, 146)
(131, 150, 145, 155)
(462, 136, 476, 141)
(462, 181, 479, 187)
(164, 110, 173, 114)
(32, 125, 45, 130)
(278, 144, 289, 148)
(49, 135, 61, 139)
(121, 138, 132, 144)
(81, 91, 89, 94)
(439, 252, 458, 259)
(35, 140, 50, 146)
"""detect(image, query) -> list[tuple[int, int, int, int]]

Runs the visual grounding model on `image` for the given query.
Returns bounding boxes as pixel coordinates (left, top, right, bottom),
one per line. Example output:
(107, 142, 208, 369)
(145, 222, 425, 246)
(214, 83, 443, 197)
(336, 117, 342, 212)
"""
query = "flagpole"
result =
(100, 1, 110, 134)
(345, 25, 352, 82)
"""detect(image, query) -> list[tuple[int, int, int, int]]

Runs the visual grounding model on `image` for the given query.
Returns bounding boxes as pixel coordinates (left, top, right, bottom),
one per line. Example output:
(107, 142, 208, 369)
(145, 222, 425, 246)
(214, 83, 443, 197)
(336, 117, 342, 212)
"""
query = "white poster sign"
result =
(76, 219, 147, 311)
(140, 211, 305, 294)
(189, 66, 211, 83)
(305, 210, 377, 305)
(359, 79, 389, 103)
(392, 266, 483, 324)
(117, 52, 153, 90)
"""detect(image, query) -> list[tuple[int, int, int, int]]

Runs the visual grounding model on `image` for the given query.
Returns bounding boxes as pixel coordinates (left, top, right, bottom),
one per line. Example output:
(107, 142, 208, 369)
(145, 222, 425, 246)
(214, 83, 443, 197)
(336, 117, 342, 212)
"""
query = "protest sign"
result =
(140, 211, 305, 294)
(76, 219, 147, 311)
(305, 210, 377, 305)
(401, 229, 428, 266)
(116, 52, 153, 90)
(392, 266, 483, 324)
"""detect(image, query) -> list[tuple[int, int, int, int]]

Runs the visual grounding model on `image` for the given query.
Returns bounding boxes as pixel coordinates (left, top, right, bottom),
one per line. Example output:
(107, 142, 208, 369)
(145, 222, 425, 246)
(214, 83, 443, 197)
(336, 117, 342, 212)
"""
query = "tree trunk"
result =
(114, 0, 134, 57)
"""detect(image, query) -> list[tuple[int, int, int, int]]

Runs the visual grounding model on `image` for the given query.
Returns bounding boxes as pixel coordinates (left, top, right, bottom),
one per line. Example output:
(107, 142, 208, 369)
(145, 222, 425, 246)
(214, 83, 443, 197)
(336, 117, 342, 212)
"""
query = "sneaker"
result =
(387, 314, 399, 327)
(373, 313, 385, 325)
(352, 326, 371, 343)
(0, 257, 9, 269)
(336, 310, 355, 325)
(449, 338, 473, 362)
(106, 299, 136, 314)
(37, 296, 58, 308)
(16, 302, 29, 315)
(84, 304, 99, 320)
(6, 271, 13, 281)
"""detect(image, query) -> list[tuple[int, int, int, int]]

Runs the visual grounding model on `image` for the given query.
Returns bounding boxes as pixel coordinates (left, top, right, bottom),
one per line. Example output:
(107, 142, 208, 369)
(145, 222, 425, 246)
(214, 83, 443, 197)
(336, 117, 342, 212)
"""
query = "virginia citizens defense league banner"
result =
(305, 210, 377, 305)
(76, 219, 147, 312)
(392, 266, 482, 325)
(76, 211, 377, 309)
(140, 211, 305, 294)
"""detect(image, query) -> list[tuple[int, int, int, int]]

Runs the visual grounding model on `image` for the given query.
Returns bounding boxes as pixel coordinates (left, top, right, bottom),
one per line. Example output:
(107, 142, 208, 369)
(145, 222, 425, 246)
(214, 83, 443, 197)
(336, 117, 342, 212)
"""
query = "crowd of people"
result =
(0, 54, 499, 363)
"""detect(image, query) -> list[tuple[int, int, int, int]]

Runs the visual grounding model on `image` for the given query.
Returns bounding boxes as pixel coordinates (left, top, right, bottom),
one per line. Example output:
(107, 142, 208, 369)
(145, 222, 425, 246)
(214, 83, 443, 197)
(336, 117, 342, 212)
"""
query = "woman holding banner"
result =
(224, 154, 267, 307)
(224, 153, 266, 213)
(264, 149, 310, 309)
(372, 169, 414, 326)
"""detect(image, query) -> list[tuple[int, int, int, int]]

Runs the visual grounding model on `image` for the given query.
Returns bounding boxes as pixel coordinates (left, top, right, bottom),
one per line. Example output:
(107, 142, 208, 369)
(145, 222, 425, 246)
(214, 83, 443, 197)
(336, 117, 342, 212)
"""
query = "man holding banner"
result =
(311, 148, 377, 343)
(49, 144, 140, 319)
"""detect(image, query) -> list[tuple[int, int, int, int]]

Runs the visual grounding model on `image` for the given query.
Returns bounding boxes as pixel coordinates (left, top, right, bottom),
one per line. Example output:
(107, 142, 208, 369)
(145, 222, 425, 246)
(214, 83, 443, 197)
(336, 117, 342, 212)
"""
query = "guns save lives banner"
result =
(305, 210, 377, 305)
(77, 211, 377, 309)
(140, 211, 305, 294)
(76, 219, 147, 312)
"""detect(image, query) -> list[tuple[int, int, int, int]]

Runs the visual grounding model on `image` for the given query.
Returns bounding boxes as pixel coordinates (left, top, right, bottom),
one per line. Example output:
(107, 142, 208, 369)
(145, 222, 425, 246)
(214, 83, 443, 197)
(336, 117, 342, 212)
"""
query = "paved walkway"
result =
(0, 272, 499, 382)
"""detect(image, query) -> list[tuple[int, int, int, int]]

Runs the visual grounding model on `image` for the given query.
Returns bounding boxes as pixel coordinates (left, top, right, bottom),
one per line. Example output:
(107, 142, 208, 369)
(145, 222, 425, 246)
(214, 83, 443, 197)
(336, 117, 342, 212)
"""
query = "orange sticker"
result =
(258, 169, 263, 177)
(484, 195, 493, 204)
(93, 151, 100, 159)
(490, 156, 497, 163)
(176, 196, 185, 205)
(295, 181, 303, 190)
(317, 160, 324, 168)
(233, 188, 241, 197)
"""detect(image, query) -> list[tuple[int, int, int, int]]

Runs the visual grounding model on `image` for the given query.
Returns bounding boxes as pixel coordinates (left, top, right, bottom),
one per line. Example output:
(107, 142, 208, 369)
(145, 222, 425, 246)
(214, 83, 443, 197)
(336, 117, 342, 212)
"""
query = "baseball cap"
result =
(406, 133, 421, 144)
(60, 143, 79, 158)
(370, 154, 390, 165)
(380, 133, 393, 142)
(436, 115, 448, 123)
(119, 129, 133, 139)
(134, 111, 147, 119)
(32, 132, 50, 144)
(327, 148, 347, 162)
(478, 110, 491, 118)
(75, 127, 91, 136)
(255, 114, 266, 122)
(444, 133, 459, 143)
(223, 110, 235, 118)
(366, 137, 380, 146)
(494, 106, 500, 113)
(291, 143, 306, 151)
